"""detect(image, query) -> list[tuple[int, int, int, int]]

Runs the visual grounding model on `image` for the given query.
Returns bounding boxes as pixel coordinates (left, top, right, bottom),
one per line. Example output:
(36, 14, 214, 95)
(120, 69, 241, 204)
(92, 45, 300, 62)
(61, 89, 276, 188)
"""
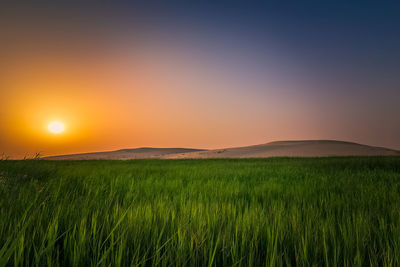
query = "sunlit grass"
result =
(1, 157, 400, 266)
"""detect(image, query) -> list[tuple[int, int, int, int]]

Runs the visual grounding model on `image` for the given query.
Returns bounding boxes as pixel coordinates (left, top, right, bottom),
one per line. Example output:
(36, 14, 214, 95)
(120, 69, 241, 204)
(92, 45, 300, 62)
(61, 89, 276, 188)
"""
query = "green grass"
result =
(1, 157, 400, 266)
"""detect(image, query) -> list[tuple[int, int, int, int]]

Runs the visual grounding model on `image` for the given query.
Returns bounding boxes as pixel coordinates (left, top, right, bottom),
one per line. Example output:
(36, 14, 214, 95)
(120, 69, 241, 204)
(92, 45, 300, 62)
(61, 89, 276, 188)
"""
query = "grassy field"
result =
(1, 157, 400, 266)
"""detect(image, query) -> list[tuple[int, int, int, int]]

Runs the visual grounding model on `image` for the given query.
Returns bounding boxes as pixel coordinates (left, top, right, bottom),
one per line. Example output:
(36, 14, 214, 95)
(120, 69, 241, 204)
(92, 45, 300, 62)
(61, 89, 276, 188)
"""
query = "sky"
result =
(1, 2, 400, 158)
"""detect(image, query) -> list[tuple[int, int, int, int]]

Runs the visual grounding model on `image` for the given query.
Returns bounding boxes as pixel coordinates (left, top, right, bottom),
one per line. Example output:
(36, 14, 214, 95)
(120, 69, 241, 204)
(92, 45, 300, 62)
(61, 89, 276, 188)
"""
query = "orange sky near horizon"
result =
(0, 38, 321, 158)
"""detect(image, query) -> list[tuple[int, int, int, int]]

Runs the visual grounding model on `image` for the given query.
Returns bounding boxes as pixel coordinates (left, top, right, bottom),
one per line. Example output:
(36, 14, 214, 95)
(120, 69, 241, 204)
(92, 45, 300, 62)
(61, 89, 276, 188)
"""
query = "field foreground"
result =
(1, 157, 400, 266)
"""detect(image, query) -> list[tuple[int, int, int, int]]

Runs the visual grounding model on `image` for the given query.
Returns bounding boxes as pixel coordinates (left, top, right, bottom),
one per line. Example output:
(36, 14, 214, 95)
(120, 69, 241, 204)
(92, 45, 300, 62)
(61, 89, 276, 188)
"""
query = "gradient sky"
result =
(1, 2, 400, 158)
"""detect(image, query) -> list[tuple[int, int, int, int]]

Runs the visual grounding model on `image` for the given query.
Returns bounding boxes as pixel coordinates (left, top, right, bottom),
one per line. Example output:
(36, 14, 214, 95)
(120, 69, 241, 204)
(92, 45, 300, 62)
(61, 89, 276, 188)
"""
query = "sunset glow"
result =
(0, 3, 399, 158)
(48, 122, 65, 134)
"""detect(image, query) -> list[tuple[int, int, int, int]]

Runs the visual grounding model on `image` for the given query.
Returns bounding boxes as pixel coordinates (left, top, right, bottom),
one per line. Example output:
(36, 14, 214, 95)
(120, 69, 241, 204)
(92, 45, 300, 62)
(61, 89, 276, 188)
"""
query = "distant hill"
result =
(44, 140, 400, 160)
(164, 140, 400, 158)
(44, 148, 206, 160)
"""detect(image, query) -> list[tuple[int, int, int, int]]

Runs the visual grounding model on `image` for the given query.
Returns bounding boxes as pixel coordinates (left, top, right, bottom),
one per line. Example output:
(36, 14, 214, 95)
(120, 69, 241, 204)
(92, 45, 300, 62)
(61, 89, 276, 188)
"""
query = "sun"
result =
(48, 121, 65, 134)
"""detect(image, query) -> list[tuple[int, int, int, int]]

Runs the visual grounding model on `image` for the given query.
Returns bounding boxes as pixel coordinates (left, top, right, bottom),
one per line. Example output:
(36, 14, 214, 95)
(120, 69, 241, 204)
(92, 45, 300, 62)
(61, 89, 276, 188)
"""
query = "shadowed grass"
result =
(1, 157, 400, 266)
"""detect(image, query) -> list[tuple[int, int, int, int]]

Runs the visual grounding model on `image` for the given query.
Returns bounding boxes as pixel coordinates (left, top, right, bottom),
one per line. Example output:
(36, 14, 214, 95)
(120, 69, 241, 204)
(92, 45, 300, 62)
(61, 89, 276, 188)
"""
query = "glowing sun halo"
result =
(48, 121, 65, 134)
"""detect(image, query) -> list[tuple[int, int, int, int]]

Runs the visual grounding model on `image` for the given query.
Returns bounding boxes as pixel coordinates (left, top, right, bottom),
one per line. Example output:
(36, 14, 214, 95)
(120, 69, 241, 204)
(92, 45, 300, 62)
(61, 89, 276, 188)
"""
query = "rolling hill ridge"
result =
(44, 140, 400, 160)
